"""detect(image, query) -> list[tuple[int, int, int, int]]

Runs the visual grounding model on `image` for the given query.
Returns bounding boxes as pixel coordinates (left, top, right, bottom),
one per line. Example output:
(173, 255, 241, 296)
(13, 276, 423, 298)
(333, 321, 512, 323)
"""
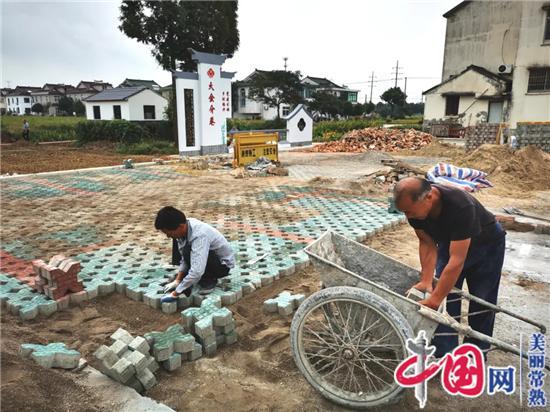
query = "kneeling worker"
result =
(394, 177, 506, 357)
(155, 206, 235, 303)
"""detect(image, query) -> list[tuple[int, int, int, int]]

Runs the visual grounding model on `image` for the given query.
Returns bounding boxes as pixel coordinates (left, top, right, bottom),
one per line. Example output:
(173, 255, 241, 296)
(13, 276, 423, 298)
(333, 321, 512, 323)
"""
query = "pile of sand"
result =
(458, 144, 550, 192)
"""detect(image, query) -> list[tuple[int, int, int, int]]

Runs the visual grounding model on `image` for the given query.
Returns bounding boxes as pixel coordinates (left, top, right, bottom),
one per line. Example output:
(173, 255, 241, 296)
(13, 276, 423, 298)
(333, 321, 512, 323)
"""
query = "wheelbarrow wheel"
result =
(290, 286, 413, 409)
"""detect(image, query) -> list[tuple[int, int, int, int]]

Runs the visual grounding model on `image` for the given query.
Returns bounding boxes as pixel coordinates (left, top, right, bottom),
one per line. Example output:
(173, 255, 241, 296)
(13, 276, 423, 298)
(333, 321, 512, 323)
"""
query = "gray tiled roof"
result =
(84, 86, 148, 102)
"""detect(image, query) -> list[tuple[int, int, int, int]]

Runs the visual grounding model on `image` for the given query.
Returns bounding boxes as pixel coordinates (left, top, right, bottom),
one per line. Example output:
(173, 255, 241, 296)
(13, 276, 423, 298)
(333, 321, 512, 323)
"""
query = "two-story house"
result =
(301, 76, 359, 103)
(6, 86, 42, 115)
(233, 70, 360, 120)
(118, 78, 161, 91)
(423, 1, 550, 129)
(0, 88, 13, 114)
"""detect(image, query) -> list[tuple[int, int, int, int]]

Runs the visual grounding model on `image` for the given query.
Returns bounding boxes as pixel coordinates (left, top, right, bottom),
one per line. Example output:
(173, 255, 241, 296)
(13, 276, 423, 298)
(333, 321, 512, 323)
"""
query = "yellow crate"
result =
(233, 131, 279, 167)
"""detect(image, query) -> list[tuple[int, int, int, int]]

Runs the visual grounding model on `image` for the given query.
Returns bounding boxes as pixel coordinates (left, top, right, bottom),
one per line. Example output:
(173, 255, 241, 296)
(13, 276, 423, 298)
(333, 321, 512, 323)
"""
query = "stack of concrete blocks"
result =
(20, 342, 81, 369)
(516, 122, 550, 152)
(93, 328, 159, 393)
(144, 324, 202, 371)
(181, 296, 238, 356)
(464, 124, 501, 151)
(263, 291, 305, 316)
(32, 254, 86, 308)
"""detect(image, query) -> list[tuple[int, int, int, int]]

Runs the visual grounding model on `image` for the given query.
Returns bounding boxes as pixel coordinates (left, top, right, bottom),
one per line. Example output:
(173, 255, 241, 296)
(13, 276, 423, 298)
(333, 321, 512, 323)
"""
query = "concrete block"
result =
(187, 343, 202, 361)
(129, 336, 150, 355)
(94, 345, 119, 370)
(278, 301, 293, 316)
(112, 357, 135, 383)
(111, 328, 134, 345)
(161, 301, 177, 314)
(69, 290, 88, 304)
(56, 296, 70, 310)
(136, 367, 157, 391)
(162, 352, 182, 371)
(204, 341, 217, 357)
(109, 340, 128, 357)
(125, 350, 148, 373)
(145, 356, 159, 374)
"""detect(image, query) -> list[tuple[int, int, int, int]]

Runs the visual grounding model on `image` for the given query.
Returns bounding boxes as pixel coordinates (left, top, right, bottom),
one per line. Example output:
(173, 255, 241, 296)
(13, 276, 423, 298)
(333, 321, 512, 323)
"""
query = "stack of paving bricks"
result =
(464, 123, 501, 151)
(263, 291, 305, 316)
(516, 122, 550, 152)
(20, 342, 80, 369)
(181, 296, 238, 356)
(94, 328, 159, 393)
(144, 324, 202, 371)
(32, 254, 87, 308)
(0, 274, 57, 320)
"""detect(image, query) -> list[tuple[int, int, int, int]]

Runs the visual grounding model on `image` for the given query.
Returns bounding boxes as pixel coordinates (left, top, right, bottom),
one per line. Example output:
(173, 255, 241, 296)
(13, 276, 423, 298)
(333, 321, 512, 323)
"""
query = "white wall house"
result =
(84, 86, 167, 121)
(233, 70, 290, 120)
(6, 87, 42, 115)
(423, 1, 550, 129)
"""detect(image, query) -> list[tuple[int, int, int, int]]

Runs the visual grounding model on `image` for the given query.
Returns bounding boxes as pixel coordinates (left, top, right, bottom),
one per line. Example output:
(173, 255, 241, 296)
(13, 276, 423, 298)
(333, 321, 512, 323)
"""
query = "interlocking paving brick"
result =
(20, 342, 80, 369)
(264, 291, 305, 316)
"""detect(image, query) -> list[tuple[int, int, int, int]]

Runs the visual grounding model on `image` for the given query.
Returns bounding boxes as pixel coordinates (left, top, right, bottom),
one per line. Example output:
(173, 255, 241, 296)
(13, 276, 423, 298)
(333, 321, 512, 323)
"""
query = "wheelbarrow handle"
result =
(418, 307, 550, 372)
(448, 287, 547, 334)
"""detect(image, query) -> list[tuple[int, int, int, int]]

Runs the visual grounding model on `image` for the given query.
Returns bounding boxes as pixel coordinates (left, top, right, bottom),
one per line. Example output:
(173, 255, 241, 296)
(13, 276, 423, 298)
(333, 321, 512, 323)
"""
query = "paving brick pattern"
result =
(0, 166, 404, 323)
(263, 291, 305, 316)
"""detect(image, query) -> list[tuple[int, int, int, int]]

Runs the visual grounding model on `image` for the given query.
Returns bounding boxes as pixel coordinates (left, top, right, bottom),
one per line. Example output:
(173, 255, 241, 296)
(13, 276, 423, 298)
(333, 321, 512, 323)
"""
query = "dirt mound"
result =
(458, 144, 550, 192)
(398, 139, 465, 159)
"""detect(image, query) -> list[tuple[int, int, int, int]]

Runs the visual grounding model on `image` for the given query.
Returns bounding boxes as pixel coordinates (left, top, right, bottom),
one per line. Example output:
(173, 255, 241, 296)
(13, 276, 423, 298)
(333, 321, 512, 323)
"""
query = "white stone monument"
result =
(174, 49, 235, 156)
(283, 104, 313, 147)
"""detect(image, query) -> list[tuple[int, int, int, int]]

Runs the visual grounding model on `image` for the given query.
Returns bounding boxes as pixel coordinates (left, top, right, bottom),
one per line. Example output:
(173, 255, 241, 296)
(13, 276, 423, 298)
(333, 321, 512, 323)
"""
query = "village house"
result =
(84, 86, 168, 121)
(423, 1, 550, 131)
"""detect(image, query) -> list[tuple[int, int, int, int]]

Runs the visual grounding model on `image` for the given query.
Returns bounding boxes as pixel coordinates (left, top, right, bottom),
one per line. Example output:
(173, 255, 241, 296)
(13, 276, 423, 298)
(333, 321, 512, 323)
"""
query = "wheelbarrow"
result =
(290, 231, 548, 409)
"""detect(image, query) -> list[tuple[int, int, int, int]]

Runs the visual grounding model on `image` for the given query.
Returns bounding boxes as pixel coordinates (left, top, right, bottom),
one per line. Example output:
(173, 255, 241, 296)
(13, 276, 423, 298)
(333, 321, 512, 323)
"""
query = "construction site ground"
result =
(1, 142, 549, 411)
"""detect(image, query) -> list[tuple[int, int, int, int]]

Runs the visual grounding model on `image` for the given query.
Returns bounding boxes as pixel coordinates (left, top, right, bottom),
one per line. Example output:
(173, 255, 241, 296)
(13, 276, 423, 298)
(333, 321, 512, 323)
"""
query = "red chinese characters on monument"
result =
(395, 343, 486, 398)
(207, 68, 216, 126)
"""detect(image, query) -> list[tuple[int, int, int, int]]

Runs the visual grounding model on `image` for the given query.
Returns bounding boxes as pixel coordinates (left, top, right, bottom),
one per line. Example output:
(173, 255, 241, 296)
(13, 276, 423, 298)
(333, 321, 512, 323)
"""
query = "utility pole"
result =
(367, 71, 375, 102)
(391, 60, 403, 88)
(404, 77, 408, 96)
(283, 57, 288, 71)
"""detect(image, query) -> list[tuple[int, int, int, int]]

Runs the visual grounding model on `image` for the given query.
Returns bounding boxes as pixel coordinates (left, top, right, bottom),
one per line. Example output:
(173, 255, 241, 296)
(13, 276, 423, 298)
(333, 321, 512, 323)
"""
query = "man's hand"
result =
(419, 295, 443, 310)
(163, 280, 179, 293)
(409, 279, 433, 294)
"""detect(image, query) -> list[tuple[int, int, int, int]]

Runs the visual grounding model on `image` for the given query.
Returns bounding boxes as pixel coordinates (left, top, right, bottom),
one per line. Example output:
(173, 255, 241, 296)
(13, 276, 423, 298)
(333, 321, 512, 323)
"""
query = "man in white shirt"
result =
(155, 206, 235, 303)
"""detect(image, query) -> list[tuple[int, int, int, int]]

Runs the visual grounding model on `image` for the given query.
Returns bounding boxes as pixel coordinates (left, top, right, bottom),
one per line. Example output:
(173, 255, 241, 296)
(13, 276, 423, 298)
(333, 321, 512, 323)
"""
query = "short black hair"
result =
(393, 177, 432, 204)
(155, 206, 187, 230)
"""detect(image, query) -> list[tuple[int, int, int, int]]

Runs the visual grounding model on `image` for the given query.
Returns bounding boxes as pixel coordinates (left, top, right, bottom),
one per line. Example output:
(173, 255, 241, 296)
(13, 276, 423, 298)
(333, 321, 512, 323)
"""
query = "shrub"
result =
(116, 139, 177, 155)
(132, 120, 173, 141)
(227, 118, 286, 131)
(75, 120, 148, 145)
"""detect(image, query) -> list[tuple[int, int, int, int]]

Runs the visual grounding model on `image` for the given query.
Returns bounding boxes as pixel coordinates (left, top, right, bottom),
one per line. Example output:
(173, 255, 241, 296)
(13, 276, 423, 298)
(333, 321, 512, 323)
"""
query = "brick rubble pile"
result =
(312, 128, 433, 153)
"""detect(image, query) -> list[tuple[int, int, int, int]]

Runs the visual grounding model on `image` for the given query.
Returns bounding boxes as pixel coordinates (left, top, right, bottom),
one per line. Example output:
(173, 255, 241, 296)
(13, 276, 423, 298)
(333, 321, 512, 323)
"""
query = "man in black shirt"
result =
(394, 177, 506, 356)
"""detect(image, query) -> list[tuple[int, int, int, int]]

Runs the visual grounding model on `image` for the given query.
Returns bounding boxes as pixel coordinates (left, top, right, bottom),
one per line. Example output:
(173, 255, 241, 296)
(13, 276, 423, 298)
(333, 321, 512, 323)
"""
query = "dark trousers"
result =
(431, 224, 506, 357)
(171, 239, 230, 296)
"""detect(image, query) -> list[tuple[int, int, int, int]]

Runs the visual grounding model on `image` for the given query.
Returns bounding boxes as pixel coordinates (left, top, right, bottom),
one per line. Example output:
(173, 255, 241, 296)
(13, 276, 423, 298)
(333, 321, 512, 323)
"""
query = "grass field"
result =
(1, 115, 83, 141)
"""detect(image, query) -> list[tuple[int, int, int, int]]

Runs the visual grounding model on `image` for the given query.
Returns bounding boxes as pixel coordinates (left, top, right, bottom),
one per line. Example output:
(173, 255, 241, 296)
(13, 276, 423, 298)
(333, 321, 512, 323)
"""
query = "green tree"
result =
(119, 1, 239, 71)
(57, 97, 74, 115)
(247, 70, 303, 120)
(380, 87, 407, 107)
(364, 101, 375, 114)
(74, 100, 86, 116)
(31, 103, 44, 114)
(308, 91, 342, 118)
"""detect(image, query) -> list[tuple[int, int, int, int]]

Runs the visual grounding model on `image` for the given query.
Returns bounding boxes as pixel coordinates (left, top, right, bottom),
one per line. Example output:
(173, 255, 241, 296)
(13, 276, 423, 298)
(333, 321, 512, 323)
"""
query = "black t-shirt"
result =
(408, 184, 503, 246)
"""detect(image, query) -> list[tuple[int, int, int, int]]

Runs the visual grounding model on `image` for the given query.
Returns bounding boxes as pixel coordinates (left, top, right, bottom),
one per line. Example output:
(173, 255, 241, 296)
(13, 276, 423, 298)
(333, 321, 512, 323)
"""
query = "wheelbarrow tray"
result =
(304, 230, 439, 338)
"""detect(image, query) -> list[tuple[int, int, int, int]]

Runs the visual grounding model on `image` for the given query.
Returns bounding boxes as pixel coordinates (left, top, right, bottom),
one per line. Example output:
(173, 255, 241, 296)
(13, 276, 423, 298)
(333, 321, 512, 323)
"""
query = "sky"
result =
(1, 0, 458, 103)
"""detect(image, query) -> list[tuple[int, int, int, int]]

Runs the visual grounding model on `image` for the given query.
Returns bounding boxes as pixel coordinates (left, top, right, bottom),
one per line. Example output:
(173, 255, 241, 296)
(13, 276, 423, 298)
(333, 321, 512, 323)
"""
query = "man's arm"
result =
(175, 236, 210, 294)
(419, 238, 470, 310)
(411, 229, 437, 292)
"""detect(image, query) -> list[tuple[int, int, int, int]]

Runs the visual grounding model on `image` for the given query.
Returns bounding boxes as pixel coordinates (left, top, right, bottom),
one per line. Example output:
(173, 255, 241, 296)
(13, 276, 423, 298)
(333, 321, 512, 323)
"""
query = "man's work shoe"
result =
(199, 285, 216, 295)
